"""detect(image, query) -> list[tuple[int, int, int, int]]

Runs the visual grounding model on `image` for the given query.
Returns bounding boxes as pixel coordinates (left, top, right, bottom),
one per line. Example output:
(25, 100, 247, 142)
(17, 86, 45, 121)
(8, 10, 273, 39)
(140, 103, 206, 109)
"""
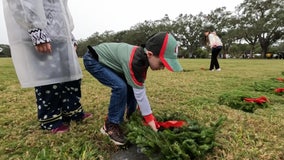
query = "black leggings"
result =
(210, 46, 222, 70)
(35, 79, 84, 130)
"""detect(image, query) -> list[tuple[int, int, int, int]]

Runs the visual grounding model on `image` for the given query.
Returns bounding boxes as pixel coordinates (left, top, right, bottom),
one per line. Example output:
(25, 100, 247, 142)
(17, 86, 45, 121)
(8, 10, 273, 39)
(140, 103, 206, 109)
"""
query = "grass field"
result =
(0, 58, 283, 160)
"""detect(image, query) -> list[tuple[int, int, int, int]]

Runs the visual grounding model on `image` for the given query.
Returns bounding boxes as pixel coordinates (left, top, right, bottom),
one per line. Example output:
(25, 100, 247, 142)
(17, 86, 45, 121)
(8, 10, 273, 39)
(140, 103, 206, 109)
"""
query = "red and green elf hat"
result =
(145, 32, 183, 72)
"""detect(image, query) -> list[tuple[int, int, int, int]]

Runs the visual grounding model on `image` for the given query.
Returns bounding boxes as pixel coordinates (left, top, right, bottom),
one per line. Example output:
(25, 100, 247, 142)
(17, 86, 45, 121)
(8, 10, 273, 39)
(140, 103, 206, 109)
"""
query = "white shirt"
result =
(133, 87, 152, 116)
(208, 33, 223, 48)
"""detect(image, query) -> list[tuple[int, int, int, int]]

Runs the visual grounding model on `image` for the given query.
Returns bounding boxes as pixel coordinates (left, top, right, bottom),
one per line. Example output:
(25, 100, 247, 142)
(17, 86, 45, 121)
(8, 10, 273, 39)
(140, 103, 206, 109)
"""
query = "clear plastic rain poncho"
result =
(2, 0, 82, 88)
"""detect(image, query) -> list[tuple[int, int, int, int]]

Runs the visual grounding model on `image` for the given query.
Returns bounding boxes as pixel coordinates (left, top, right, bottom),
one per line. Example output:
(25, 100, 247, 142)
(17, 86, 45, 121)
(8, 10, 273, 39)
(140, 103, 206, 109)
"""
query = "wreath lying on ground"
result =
(253, 78, 284, 95)
(274, 88, 284, 96)
(125, 112, 225, 160)
(218, 90, 269, 113)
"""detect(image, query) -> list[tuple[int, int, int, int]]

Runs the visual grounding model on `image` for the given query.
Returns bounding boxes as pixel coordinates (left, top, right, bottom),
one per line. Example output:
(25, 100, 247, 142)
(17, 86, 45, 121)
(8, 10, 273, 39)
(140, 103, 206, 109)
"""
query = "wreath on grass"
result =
(274, 88, 284, 96)
(125, 112, 225, 160)
(218, 90, 269, 113)
(253, 78, 284, 95)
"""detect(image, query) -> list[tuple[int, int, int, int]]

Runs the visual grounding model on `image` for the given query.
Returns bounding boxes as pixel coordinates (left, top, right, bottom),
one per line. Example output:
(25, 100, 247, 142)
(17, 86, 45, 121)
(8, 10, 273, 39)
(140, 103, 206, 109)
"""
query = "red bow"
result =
(157, 120, 186, 129)
(276, 77, 284, 82)
(144, 119, 186, 129)
(275, 88, 284, 93)
(243, 96, 269, 104)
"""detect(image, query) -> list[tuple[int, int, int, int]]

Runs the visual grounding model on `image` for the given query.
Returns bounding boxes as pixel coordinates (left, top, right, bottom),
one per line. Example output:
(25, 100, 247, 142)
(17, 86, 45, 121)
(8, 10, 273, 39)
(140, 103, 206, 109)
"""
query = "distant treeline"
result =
(1, 0, 283, 59)
(0, 44, 10, 57)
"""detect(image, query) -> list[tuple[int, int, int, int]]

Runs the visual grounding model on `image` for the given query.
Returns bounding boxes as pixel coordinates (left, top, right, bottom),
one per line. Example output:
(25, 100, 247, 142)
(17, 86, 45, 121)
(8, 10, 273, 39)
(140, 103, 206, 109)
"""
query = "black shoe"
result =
(100, 120, 126, 145)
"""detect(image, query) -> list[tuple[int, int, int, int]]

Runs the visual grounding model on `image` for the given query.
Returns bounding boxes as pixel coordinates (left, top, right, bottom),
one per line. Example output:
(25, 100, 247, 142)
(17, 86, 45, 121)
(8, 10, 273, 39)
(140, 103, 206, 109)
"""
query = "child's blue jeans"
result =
(83, 52, 137, 124)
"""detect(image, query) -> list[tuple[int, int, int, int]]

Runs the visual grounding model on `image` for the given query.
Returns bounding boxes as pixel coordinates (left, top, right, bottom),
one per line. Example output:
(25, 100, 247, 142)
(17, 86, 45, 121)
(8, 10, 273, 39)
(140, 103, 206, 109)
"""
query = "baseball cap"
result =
(145, 32, 183, 72)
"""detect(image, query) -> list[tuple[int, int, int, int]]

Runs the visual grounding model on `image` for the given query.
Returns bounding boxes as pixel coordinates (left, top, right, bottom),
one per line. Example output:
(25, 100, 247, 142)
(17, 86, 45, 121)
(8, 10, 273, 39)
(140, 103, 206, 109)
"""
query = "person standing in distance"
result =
(204, 27, 223, 71)
(2, 0, 92, 133)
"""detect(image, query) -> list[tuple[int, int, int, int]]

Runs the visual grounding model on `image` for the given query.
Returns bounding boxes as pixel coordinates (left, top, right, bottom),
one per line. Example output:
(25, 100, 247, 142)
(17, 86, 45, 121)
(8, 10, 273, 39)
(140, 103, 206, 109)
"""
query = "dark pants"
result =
(210, 46, 222, 70)
(35, 79, 84, 130)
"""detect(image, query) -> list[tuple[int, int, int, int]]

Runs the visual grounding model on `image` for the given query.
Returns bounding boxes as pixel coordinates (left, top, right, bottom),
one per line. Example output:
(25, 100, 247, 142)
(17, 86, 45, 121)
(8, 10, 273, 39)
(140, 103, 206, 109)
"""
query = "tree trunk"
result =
(259, 36, 270, 58)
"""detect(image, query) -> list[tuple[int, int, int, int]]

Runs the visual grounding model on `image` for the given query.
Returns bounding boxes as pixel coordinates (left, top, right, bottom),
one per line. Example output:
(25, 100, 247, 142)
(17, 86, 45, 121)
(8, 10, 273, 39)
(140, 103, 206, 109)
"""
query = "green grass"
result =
(0, 58, 283, 159)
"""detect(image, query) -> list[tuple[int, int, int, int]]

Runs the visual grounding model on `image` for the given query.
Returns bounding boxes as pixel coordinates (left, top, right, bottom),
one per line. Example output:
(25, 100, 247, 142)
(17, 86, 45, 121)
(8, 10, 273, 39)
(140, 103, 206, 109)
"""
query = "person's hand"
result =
(35, 43, 52, 54)
(143, 113, 160, 132)
(147, 120, 158, 132)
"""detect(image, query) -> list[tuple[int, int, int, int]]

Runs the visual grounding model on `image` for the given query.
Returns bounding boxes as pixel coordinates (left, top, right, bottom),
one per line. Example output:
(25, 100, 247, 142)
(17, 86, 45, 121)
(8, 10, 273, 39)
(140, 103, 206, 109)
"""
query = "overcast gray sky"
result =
(0, 0, 243, 44)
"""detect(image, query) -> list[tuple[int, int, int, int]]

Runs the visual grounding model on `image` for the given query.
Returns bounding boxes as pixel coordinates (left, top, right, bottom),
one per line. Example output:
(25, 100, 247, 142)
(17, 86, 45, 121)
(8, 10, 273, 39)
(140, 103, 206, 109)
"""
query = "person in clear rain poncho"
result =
(2, 0, 92, 133)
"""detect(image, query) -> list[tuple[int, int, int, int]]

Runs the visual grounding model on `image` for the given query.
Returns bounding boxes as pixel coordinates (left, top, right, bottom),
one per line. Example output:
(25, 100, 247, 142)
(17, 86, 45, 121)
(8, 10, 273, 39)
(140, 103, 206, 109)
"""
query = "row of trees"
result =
(76, 0, 284, 58)
(0, 45, 10, 57)
(1, 0, 283, 58)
